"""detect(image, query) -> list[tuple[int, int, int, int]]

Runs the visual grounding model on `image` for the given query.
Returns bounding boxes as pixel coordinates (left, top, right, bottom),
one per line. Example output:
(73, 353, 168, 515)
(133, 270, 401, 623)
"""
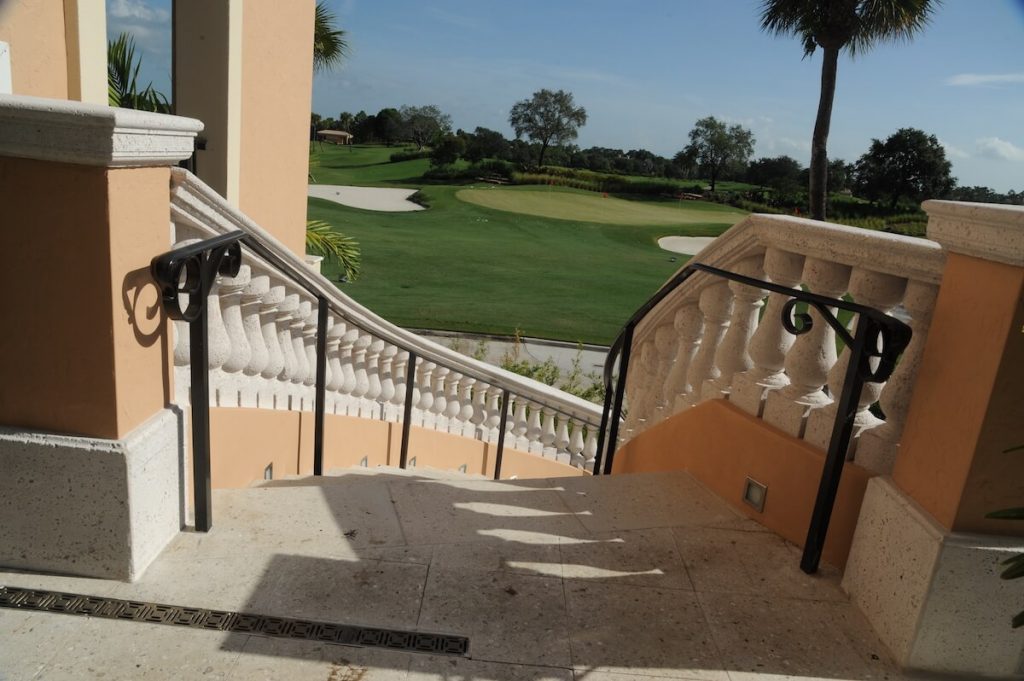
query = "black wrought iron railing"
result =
(151, 231, 598, 532)
(592, 262, 912, 574)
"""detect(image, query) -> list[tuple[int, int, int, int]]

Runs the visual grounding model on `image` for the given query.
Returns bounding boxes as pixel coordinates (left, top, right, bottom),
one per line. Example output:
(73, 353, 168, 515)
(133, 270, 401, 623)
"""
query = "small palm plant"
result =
(107, 32, 170, 113)
(306, 220, 360, 282)
(986, 444, 1024, 628)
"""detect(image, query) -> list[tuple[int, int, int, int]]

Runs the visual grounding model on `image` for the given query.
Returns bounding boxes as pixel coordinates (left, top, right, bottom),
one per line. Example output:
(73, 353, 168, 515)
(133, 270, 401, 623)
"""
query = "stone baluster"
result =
(537, 409, 556, 458)
(730, 248, 805, 417)
(471, 382, 489, 439)
(350, 333, 372, 417)
(555, 418, 571, 460)
(257, 284, 287, 409)
(686, 283, 733, 407)
(364, 339, 385, 419)
(390, 350, 410, 422)
(568, 421, 586, 467)
(378, 346, 398, 420)
(483, 385, 503, 443)
(702, 257, 766, 401)
(218, 265, 253, 384)
(444, 372, 463, 433)
(804, 268, 907, 451)
(273, 293, 300, 409)
(648, 324, 680, 425)
(458, 377, 477, 438)
(762, 258, 852, 438)
(326, 321, 347, 414)
(623, 340, 656, 435)
(289, 300, 312, 387)
(300, 307, 320, 411)
(337, 329, 360, 415)
(430, 366, 450, 431)
(415, 361, 435, 427)
(583, 430, 599, 471)
(661, 304, 703, 415)
(238, 273, 270, 408)
(526, 402, 544, 453)
(511, 397, 529, 450)
(852, 280, 939, 474)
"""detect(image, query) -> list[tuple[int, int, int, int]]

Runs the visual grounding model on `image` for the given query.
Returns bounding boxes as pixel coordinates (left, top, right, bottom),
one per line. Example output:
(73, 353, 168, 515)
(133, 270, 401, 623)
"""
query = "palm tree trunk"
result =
(810, 47, 839, 221)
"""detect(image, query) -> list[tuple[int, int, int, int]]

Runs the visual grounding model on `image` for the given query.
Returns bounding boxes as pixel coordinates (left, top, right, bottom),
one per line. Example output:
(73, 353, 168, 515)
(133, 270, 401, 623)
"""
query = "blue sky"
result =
(110, 0, 1024, 191)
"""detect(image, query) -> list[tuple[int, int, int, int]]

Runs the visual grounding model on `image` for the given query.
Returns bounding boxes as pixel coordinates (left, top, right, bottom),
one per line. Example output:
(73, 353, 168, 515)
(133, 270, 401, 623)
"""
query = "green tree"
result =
(760, 0, 937, 220)
(400, 105, 452, 149)
(107, 33, 170, 113)
(313, 1, 349, 73)
(508, 89, 587, 168)
(680, 116, 755, 192)
(464, 127, 509, 163)
(853, 128, 954, 209)
(747, 155, 804, 200)
(430, 134, 465, 167)
(374, 108, 403, 146)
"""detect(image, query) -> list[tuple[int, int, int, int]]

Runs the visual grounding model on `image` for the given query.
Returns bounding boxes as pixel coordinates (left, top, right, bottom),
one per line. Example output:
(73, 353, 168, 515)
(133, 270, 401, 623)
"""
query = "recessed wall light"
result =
(743, 477, 767, 513)
(263, 463, 273, 481)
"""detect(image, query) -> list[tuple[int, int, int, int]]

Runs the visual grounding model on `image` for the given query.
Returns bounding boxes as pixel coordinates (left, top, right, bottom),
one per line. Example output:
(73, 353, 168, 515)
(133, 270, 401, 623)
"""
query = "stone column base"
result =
(843, 477, 1024, 677)
(0, 409, 182, 581)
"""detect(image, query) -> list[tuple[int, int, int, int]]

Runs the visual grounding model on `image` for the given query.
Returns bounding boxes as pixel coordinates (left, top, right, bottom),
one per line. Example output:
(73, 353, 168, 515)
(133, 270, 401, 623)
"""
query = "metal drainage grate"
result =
(0, 586, 468, 656)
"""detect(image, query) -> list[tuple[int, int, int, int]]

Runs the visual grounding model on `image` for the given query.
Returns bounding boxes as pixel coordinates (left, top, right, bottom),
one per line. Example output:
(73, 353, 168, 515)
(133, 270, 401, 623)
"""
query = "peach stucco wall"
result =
(614, 399, 874, 567)
(238, 0, 314, 257)
(893, 253, 1024, 535)
(208, 407, 586, 489)
(0, 0, 69, 99)
(0, 158, 171, 439)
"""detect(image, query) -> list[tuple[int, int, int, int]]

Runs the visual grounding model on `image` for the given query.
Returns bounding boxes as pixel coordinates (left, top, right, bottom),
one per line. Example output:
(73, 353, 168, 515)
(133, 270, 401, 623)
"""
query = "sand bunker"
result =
(308, 185, 424, 212)
(658, 236, 716, 256)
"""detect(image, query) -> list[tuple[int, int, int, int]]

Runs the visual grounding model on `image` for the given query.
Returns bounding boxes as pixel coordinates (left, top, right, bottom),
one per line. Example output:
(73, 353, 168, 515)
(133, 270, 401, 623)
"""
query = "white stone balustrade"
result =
(622, 212, 945, 467)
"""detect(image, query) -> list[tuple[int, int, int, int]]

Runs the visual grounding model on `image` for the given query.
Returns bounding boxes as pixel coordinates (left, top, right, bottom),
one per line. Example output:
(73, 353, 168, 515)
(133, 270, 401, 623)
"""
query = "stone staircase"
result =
(1, 467, 914, 680)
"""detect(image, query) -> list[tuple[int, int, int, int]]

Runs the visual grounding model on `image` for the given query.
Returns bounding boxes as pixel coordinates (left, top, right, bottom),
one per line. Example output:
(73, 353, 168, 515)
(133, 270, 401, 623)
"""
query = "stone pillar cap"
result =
(924, 200, 1024, 268)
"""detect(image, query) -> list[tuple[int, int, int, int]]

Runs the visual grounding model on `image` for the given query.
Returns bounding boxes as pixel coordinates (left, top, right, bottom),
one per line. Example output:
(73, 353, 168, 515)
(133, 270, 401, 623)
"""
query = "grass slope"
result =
(308, 145, 748, 344)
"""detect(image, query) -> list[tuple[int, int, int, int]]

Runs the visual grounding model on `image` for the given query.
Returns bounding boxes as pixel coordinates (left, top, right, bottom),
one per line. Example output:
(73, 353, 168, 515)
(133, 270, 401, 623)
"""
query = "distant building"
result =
(317, 129, 353, 145)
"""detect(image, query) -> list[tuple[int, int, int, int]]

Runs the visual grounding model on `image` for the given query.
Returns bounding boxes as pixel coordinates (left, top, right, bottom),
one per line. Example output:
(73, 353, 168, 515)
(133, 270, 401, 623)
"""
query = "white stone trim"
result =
(169, 168, 602, 427)
(843, 477, 1024, 677)
(924, 199, 1024, 268)
(0, 409, 182, 581)
(0, 93, 203, 167)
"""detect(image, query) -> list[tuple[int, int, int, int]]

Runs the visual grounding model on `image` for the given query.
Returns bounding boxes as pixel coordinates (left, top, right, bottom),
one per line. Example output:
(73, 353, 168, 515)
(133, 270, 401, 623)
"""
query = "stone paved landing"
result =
(1, 468, 934, 680)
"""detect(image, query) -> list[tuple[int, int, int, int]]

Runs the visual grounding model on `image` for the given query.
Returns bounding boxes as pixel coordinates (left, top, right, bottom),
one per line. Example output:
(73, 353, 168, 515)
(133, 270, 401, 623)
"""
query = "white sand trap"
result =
(308, 185, 424, 212)
(658, 236, 716, 256)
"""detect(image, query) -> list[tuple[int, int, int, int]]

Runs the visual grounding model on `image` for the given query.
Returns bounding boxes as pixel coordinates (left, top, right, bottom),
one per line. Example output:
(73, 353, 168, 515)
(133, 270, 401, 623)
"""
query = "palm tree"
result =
(306, 220, 361, 282)
(313, 1, 349, 73)
(107, 33, 170, 113)
(760, 0, 937, 220)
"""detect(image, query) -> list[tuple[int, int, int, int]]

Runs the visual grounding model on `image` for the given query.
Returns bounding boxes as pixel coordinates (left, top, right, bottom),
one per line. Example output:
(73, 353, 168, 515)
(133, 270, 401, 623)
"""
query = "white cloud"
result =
(946, 73, 1024, 87)
(777, 136, 810, 153)
(939, 139, 969, 159)
(109, 0, 168, 22)
(976, 137, 1024, 161)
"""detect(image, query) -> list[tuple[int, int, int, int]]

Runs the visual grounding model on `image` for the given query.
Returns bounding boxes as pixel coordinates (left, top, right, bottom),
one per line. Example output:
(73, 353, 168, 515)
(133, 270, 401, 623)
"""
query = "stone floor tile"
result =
(429, 539, 562, 577)
(573, 671, 722, 681)
(0, 609, 74, 681)
(408, 655, 573, 680)
(698, 591, 900, 681)
(564, 580, 727, 680)
(31, 618, 242, 680)
(227, 635, 413, 680)
(0, 569, 127, 599)
(559, 528, 692, 591)
(555, 472, 743, 533)
(417, 568, 572, 668)
(259, 555, 428, 630)
(672, 528, 845, 601)
(389, 478, 590, 545)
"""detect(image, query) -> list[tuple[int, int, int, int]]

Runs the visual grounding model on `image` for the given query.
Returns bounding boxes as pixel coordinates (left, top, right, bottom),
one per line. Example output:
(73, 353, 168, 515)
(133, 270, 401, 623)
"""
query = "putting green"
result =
(455, 188, 745, 226)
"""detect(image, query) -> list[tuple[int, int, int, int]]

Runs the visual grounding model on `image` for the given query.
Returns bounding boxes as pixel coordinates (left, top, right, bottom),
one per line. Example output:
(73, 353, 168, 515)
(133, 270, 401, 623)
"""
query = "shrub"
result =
(390, 149, 431, 163)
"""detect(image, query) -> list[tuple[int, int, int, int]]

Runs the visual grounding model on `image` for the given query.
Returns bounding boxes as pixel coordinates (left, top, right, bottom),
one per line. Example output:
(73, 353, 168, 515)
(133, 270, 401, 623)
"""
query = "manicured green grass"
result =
(308, 145, 748, 343)
(456, 187, 745, 227)
(309, 144, 434, 186)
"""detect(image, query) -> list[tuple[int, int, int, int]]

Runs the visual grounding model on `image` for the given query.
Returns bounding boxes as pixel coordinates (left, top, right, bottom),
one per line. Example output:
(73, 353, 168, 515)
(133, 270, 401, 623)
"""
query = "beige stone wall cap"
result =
(0, 93, 203, 167)
(924, 200, 1024, 268)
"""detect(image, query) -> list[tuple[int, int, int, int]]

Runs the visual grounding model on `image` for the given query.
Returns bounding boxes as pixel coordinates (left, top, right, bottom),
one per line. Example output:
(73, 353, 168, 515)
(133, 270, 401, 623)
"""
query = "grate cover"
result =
(0, 585, 468, 656)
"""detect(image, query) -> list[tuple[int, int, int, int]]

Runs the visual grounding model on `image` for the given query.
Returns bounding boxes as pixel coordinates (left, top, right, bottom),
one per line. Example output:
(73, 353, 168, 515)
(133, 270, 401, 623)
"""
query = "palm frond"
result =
(313, 1, 349, 73)
(107, 32, 171, 112)
(306, 220, 361, 282)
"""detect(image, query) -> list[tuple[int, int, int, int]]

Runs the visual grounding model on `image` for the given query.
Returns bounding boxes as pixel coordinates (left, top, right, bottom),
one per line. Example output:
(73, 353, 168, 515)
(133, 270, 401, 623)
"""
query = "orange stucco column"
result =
(0, 96, 203, 439)
(174, 0, 313, 257)
(892, 201, 1024, 536)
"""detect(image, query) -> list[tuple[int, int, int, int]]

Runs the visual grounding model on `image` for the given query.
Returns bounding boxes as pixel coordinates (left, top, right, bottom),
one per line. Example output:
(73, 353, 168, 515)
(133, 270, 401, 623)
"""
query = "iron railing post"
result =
(399, 353, 418, 469)
(603, 323, 635, 475)
(313, 297, 328, 476)
(800, 317, 871, 574)
(189, 303, 212, 532)
(592, 380, 615, 476)
(493, 389, 510, 480)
